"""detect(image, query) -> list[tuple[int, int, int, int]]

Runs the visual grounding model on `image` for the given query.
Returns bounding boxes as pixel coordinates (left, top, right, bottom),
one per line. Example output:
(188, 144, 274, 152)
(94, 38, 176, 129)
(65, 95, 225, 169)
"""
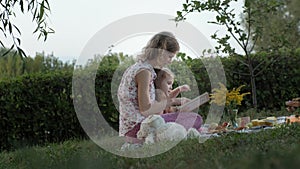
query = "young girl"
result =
(118, 31, 202, 144)
(154, 67, 191, 113)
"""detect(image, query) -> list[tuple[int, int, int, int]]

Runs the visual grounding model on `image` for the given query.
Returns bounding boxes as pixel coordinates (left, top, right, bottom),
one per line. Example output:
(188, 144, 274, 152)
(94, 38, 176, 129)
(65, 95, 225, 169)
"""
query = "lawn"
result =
(1, 123, 300, 169)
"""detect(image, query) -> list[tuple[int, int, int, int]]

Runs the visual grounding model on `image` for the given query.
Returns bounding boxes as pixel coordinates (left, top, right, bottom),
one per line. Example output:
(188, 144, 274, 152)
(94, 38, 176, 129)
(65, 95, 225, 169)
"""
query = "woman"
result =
(118, 31, 202, 144)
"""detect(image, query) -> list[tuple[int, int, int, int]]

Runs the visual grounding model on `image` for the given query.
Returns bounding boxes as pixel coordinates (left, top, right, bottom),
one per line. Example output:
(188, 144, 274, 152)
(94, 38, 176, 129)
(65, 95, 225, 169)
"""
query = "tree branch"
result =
(245, 6, 251, 53)
(254, 55, 281, 77)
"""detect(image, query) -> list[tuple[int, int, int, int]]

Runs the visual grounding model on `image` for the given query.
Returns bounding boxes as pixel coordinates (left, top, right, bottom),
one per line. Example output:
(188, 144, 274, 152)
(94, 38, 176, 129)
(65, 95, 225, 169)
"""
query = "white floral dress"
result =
(118, 61, 156, 136)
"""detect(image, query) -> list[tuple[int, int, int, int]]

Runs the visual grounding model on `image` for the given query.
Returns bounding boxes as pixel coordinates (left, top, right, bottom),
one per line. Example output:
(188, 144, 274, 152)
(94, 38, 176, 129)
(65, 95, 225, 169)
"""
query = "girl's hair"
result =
(154, 67, 175, 88)
(138, 31, 180, 62)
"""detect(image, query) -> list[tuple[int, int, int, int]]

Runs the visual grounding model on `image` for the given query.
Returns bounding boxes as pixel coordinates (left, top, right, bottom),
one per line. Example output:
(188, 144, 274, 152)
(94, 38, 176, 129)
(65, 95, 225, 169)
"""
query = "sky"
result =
(4, 0, 245, 62)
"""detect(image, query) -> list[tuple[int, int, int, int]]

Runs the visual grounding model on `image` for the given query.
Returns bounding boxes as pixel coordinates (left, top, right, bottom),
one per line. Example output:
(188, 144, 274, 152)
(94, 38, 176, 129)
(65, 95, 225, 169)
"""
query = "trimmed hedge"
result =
(0, 52, 299, 151)
(0, 71, 85, 151)
(0, 68, 119, 151)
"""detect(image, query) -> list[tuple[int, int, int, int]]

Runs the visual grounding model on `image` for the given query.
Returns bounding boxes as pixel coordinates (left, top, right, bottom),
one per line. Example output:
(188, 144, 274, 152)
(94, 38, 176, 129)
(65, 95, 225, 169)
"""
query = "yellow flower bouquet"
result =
(210, 83, 250, 127)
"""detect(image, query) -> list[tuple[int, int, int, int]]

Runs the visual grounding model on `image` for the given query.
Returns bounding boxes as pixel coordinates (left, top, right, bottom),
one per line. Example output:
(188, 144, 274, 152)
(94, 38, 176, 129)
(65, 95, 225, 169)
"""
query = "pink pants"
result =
(125, 112, 202, 143)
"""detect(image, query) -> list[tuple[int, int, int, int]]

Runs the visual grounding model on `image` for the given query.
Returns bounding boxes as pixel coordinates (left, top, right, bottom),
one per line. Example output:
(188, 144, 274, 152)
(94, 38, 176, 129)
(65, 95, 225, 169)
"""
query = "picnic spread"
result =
(199, 97, 300, 137)
(200, 114, 300, 136)
(197, 86, 300, 138)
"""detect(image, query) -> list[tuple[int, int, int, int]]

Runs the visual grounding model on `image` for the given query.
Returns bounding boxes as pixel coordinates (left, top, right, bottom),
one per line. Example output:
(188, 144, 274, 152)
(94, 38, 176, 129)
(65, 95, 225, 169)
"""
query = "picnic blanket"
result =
(199, 115, 300, 137)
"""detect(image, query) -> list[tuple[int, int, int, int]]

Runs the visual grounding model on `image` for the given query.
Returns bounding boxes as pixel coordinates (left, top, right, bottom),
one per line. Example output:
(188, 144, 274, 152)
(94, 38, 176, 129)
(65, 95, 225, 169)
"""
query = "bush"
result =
(0, 51, 299, 151)
(0, 71, 86, 151)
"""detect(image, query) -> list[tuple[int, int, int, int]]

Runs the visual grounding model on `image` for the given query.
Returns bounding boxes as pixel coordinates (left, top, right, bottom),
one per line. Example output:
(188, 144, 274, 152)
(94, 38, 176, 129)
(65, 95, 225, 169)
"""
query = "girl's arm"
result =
(169, 84, 190, 98)
(136, 69, 171, 116)
(155, 90, 167, 114)
(156, 89, 190, 114)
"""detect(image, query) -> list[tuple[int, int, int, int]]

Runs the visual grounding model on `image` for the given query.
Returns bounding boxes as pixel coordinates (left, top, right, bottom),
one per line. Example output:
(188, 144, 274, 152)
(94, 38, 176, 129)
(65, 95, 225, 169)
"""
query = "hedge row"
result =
(0, 71, 82, 151)
(221, 52, 300, 110)
(0, 53, 299, 151)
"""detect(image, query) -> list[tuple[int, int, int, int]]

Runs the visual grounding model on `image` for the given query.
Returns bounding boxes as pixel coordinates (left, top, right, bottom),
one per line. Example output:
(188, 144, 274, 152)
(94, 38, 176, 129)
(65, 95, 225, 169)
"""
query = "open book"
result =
(177, 92, 210, 112)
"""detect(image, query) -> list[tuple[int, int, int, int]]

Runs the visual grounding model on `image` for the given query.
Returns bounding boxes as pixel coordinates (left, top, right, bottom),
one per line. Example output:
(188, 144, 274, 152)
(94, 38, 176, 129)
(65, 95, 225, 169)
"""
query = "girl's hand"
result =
(179, 97, 191, 105)
(170, 97, 191, 106)
(179, 85, 190, 92)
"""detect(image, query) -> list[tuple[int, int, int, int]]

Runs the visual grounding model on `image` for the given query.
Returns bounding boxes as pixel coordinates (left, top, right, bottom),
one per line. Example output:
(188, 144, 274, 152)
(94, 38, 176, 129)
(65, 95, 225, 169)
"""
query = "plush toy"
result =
(137, 115, 199, 144)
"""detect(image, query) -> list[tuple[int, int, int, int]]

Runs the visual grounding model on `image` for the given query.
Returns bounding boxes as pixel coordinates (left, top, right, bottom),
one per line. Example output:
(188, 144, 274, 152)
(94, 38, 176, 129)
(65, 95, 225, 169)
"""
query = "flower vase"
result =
(228, 108, 238, 128)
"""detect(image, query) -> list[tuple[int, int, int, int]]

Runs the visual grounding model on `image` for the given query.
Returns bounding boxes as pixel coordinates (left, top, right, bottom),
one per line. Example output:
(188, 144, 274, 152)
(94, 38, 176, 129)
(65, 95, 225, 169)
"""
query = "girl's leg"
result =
(161, 112, 202, 130)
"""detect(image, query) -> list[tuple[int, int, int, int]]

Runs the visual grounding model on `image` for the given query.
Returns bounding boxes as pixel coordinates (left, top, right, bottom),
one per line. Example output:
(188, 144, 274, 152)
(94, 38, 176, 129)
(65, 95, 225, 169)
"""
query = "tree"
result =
(287, 0, 300, 17)
(248, 0, 300, 51)
(0, 49, 74, 80)
(0, 0, 54, 57)
(175, 0, 288, 108)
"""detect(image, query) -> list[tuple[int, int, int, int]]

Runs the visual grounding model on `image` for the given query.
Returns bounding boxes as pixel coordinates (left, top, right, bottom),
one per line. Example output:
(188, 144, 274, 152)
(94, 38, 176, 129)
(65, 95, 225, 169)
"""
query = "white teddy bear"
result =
(137, 115, 200, 144)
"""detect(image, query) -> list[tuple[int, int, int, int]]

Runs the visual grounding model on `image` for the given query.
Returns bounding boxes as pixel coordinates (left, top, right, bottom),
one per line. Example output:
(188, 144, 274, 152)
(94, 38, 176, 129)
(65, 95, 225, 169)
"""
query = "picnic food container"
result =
(251, 119, 266, 126)
(251, 119, 259, 126)
(286, 115, 300, 123)
(276, 116, 286, 124)
(251, 118, 276, 127)
(265, 116, 277, 126)
(237, 117, 250, 127)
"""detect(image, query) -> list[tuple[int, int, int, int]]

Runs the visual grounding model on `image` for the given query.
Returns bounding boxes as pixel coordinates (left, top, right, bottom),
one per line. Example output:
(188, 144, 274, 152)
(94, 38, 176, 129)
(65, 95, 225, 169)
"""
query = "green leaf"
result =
(19, 0, 24, 12)
(33, 8, 37, 22)
(39, 1, 45, 22)
(177, 11, 182, 18)
(0, 40, 5, 47)
(16, 38, 21, 45)
(183, 4, 188, 11)
(13, 25, 21, 35)
(2, 44, 14, 56)
(8, 22, 12, 33)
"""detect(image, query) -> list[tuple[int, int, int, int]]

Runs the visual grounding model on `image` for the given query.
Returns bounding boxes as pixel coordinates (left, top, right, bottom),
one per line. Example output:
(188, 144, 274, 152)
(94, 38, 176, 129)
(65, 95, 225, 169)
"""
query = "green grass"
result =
(1, 123, 300, 169)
